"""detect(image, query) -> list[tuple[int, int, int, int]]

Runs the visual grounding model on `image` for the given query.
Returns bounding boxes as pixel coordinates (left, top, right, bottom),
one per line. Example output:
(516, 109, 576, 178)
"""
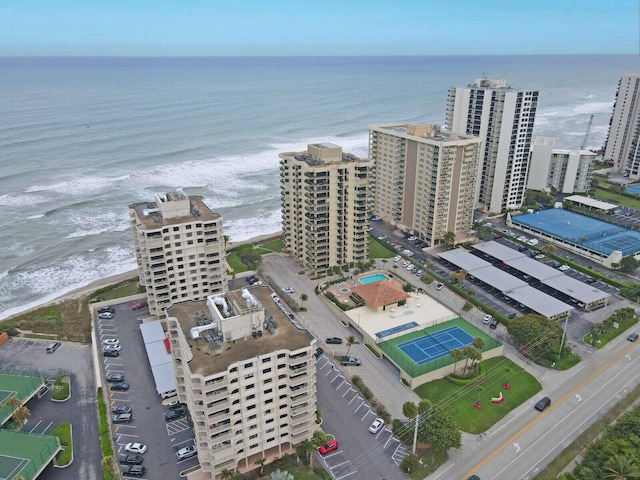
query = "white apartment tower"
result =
(604, 74, 640, 179)
(368, 123, 481, 247)
(165, 287, 317, 478)
(129, 189, 228, 316)
(528, 137, 595, 193)
(280, 143, 371, 275)
(446, 77, 539, 213)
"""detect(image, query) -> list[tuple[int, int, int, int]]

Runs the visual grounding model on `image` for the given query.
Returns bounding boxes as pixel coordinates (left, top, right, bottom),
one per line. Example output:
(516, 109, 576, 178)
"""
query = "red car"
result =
(132, 301, 148, 310)
(318, 440, 339, 455)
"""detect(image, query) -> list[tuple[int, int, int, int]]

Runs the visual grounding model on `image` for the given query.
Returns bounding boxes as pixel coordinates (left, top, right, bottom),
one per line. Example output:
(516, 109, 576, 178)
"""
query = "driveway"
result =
(0, 338, 100, 480)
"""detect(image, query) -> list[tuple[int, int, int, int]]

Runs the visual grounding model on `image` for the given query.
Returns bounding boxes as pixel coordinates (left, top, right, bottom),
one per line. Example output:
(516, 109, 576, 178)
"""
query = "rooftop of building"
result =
(129, 191, 221, 229)
(369, 123, 479, 143)
(166, 286, 314, 377)
(280, 142, 368, 167)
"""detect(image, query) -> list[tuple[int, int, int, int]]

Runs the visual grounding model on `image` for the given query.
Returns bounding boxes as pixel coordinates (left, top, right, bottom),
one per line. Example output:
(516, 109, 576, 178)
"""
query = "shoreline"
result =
(1, 231, 282, 322)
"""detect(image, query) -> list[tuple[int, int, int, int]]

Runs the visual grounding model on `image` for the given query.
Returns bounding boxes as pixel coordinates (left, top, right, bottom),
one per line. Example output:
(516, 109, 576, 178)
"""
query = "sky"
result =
(1, 0, 638, 56)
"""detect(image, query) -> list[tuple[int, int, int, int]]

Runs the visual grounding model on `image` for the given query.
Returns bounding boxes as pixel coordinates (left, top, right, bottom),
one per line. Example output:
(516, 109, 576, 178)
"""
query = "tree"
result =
(220, 470, 233, 480)
(462, 345, 476, 372)
(472, 337, 485, 352)
(543, 244, 557, 255)
(402, 401, 418, 420)
(5, 396, 21, 415)
(12, 405, 30, 428)
(443, 231, 456, 250)
(416, 401, 461, 451)
(450, 348, 464, 375)
(346, 335, 356, 356)
(620, 256, 639, 274)
(401, 454, 420, 473)
(602, 454, 640, 479)
(254, 457, 266, 476)
(271, 470, 294, 480)
(508, 314, 564, 360)
(469, 349, 483, 369)
(300, 293, 308, 309)
(449, 269, 468, 283)
(295, 439, 315, 465)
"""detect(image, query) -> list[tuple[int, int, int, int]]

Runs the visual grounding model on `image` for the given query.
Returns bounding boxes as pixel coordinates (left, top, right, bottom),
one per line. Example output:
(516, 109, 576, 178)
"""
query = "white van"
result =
(528, 238, 539, 246)
(160, 389, 177, 399)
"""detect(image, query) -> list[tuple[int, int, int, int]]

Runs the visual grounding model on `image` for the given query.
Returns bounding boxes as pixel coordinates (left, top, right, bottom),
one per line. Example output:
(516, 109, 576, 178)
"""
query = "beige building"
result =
(528, 137, 595, 193)
(604, 74, 640, 179)
(165, 287, 317, 478)
(279, 143, 371, 275)
(447, 77, 539, 213)
(368, 123, 481, 246)
(129, 189, 228, 316)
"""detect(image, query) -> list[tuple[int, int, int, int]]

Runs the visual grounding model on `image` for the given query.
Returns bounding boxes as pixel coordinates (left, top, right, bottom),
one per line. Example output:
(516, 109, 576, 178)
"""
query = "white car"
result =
(103, 344, 122, 352)
(393, 255, 401, 262)
(483, 314, 493, 324)
(559, 265, 570, 271)
(102, 338, 119, 347)
(406, 264, 414, 270)
(535, 254, 545, 260)
(402, 261, 410, 267)
(377, 235, 387, 240)
(125, 443, 147, 454)
(97, 312, 114, 319)
(407, 251, 415, 257)
(369, 417, 384, 434)
(517, 236, 528, 242)
(176, 445, 197, 460)
(283, 287, 295, 294)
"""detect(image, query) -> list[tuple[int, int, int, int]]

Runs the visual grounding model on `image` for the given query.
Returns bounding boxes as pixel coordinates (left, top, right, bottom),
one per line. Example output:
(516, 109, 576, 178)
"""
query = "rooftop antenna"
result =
(580, 115, 594, 151)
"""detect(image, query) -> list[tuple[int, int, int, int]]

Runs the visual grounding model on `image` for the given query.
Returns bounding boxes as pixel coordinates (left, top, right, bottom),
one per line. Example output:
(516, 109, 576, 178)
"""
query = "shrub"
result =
(52, 421, 72, 466)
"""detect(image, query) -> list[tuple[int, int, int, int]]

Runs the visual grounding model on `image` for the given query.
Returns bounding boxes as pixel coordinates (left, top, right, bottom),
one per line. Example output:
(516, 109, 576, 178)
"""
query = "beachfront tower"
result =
(446, 77, 539, 213)
(604, 74, 640, 179)
(368, 123, 482, 247)
(279, 143, 371, 275)
(129, 189, 228, 316)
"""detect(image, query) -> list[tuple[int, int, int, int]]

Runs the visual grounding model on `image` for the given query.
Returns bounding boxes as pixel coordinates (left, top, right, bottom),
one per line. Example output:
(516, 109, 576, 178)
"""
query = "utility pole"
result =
(412, 413, 419, 454)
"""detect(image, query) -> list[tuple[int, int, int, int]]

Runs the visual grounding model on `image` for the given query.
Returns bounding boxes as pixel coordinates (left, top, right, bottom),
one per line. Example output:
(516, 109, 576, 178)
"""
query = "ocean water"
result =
(1, 55, 638, 318)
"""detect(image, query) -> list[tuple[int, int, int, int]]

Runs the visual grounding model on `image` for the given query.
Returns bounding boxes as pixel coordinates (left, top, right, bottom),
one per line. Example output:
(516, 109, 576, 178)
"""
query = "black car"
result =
(119, 454, 143, 465)
(110, 382, 129, 391)
(164, 409, 186, 422)
(98, 306, 115, 314)
(506, 312, 517, 319)
(103, 349, 119, 358)
(314, 347, 324, 358)
(112, 413, 133, 424)
(112, 405, 132, 415)
(434, 268, 444, 275)
(628, 333, 639, 342)
(122, 465, 146, 477)
(168, 401, 187, 411)
(489, 319, 499, 329)
(106, 373, 125, 383)
(326, 337, 342, 344)
(535, 396, 551, 411)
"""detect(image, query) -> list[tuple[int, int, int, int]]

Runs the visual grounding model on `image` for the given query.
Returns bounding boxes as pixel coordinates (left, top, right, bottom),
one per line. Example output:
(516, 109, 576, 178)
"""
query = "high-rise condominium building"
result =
(165, 287, 316, 478)
(528, 137, 595, 194)
(280, 143, 371, 275)
(604, 74, 640, 179)
(129, 189, 228, 316)
(446, 77, 539, 213)
(368, 123, 481, 247)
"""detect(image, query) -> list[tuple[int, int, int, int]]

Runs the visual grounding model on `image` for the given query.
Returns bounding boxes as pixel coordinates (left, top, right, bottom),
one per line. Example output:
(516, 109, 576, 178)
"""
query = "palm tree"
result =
(221, 469, 233, 480)
(603, 454, 640, 479)
(254, 457, 266, 476)
(470, 349, 483, 369)
(462, 345, 475, 372)
(450, 348, 464, 375)
(472, 337, 485, 352)
(443, 231, 456, 250)
(300, 293, 308, 309)
(346, 335, 356, 356)
(295, 439, 315, 465)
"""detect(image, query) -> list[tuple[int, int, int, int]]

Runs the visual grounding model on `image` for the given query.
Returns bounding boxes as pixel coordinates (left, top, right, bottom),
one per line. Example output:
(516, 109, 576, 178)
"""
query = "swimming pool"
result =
(359, 273, 390, 285)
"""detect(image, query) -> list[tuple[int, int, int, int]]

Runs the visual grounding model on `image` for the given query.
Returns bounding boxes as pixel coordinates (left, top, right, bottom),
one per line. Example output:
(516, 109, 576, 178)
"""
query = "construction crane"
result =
(580, 114, 594, 151)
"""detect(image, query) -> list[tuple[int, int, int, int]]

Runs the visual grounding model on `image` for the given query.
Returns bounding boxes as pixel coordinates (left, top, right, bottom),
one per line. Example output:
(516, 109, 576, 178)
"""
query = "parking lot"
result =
(0, 338, 100, 480)
(94, 301, 198, 479)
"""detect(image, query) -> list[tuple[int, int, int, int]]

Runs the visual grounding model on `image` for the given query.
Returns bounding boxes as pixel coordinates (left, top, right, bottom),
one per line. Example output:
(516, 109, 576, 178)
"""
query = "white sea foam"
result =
(224, 209, 283, 242)
(66, 211, 130, 238)
(0, 192, 50, 208)
(27, 213, 46, 220)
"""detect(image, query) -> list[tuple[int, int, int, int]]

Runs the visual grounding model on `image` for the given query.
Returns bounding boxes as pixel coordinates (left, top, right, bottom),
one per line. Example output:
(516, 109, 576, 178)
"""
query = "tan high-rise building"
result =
(604, 74, 640, 179)
(279, 143, 371, 275)
(528, 137, 595, 193)
(369, 123, 481, 246)
(165, 287, 316, 478)
(447, 77, 539, 212)
(129, 189, 228, 316)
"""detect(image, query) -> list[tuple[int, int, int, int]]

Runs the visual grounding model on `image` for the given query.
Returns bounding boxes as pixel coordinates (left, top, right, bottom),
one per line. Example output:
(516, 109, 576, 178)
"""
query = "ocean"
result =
(1, 55, 638, 319)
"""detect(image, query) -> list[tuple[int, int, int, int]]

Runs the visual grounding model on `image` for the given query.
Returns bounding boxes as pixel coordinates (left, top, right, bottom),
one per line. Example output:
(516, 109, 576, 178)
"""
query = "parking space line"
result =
(384, 434, 399, 448)
(329, 460, 351, 469)
(335, 470, 358, 480)
(335, 379, 346, 390)
(347, 394, 361, 405)
(341, 387, 356, 398)
(360, 408, 371, 421)
(354, 400, 365, 413)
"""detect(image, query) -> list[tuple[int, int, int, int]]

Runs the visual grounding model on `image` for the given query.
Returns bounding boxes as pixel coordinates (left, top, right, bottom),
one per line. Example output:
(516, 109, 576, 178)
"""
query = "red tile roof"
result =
(352, 280, 410, 308)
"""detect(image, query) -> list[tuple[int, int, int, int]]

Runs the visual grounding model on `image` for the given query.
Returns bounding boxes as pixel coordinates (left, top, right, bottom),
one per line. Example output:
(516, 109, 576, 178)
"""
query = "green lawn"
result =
(90, 280, 140, 301)
(258, 238, 283, 252)
(369, 237, 397, 259)
(415, 356, 542, 434)
(226, 252, 247, 273)
(584, 317, 639, 348)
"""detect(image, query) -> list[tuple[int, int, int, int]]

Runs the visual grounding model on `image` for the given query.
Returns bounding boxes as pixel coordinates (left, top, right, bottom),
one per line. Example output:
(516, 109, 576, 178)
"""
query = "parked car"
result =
(434, 269, 444, 275)
(164, 409, 186, 422)
(535, 254, 545, 260)
(283, 287, 295, 294)
(489, 319, 499, 329)
(122, 465, 146, 477)
(559, 265, 570, 271)
(46, 342, 61, 353)
(406, 251, 415, 257)
(415, 269, 423, 276)
(535, 396, 551, 411)
(103, 349, 119, 358)
(102, 338, 120, 347)
(341, 356, 361, 366)
(176, 446, 197, 460)
(110, 382, 129, 391)
(318, 440, 339, 455)
(245, 275, 257, 283)
(112, 405, 132, 415)
(370, 215, 381, 221)
(393, 255, 401, 262)
(168, 401, 187, 411)
(103, 344, 122, 352)
(314, 347, 324, 358)
(118, 454, 143, 465)
(483, 314, 493, 324)
(98, 306, 115, 314)
(506, 312, 517, 319)
(627, 333, 639, 342)
(369, 417, 384, 434)
(112, 413, 133, 424)
(326, 337, 342, 344)
(435, 283, 444, 291)
(131, 301, 148, 310)
(124, 443, 147, 454)
(106, 373, 125, 383)
(377, 235, 387, 240)
(97, 312, 114, 319)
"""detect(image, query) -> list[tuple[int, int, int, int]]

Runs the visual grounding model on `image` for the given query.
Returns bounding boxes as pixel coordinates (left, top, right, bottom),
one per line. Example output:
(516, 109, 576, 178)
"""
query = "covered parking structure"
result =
(474, 241, 609, 310)
(439, 248, 574, 320)
(140, 320, 176, 397)
(563, 195, 618, 214)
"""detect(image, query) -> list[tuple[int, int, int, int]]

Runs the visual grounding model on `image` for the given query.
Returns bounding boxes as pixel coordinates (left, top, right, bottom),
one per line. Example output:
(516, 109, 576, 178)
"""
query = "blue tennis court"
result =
(627, 184, 640, 194)
(397, 326, 474, 365)
(513, 209, 640, 256)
